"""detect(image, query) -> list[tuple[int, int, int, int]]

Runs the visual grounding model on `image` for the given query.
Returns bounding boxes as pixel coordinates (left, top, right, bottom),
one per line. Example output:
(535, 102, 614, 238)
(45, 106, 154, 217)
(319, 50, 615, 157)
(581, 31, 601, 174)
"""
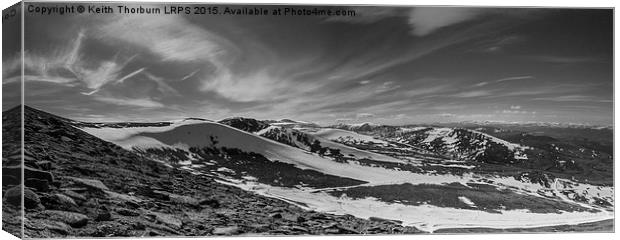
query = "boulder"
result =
(56, 193, 77, 205)
(53, 194, 78, 210)
(25, 178, 50, 192)
(62, 190, 87, 202)
(66, 177, 109, 191)
(105, 190, 142, 203)
(44, 221, 71, 235)
(60, 136, 73, 142)
(149, 212, 183, 229)
(124, 200, 141, 209)
(282, 213, 302, 222)
(199, 198, 220, 208)
(24, 188, 42, 209)
(212, 226, 240, 235)
(45, 210, 89, 228)
(4, 185, 41, 209)
(91, 223, 132, 237)
(4, 186, 21, 205)
(95, 209, 112, 222)
(148, 190, 171, 201)
(116, 208, 140, 216)
(41, 193, 79, 212)
(169, 194, 200, 206)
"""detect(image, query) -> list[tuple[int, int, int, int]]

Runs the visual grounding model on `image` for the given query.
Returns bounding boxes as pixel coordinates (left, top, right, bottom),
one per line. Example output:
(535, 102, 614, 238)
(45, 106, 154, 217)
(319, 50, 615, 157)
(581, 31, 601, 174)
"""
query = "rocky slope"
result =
(2, 106, 422, 238)
(2, 105, 23, 238)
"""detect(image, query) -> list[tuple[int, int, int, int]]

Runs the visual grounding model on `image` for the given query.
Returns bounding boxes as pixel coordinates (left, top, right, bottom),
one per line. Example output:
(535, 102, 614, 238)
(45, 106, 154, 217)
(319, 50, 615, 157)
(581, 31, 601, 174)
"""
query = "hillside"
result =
(2, 107, 613, 236)
(2, 106, 422, 238)
(331, 123, 613, 185)
(74, 114, 613, 232)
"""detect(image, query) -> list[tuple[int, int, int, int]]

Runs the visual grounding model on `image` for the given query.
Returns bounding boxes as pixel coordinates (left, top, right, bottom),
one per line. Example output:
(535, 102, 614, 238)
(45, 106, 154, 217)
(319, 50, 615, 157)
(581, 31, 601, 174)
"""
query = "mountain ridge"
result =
(2, 106, 425, 237)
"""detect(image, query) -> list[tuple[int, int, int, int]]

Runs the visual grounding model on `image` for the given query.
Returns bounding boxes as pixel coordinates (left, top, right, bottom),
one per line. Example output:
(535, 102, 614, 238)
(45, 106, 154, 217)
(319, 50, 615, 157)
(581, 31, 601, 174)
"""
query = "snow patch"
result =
(458, 196, 476, 207)
(216, 179, 613, 233)
(216, 167, 235, 174)
(314, 128, 389, 145)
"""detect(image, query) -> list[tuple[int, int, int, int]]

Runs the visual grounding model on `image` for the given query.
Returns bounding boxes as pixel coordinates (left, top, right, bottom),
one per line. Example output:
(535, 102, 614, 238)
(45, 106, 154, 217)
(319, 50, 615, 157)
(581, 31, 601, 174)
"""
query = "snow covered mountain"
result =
(71, 115, 613, 232)
(331, 123, 531, 163)
(313, 128, 391, 146)
(263, 119, 320, 128)
(333, 122, 383, 132)
(333, 122, 612, 183)
(218, 117, 270, 133)
(394, 127, 531, 164)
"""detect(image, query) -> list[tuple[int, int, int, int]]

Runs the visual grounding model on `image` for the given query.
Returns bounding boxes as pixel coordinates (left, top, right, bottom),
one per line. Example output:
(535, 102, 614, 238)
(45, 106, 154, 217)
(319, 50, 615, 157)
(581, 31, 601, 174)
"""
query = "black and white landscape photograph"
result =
(1, 2, 614, 238)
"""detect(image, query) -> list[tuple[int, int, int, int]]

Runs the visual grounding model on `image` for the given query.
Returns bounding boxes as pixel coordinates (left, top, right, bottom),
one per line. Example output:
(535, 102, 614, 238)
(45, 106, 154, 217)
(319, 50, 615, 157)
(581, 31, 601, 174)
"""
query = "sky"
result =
(2, 4, 614, 126)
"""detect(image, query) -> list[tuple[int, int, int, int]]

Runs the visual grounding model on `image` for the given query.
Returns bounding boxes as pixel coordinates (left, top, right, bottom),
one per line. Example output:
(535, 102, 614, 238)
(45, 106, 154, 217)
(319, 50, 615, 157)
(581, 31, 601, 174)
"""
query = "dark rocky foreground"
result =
(2, 106, 422, 238)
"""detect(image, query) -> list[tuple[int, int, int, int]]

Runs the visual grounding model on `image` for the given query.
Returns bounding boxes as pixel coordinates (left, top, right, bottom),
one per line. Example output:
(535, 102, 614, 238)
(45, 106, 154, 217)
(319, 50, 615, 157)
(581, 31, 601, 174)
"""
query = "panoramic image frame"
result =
(1, 0, 615, 238)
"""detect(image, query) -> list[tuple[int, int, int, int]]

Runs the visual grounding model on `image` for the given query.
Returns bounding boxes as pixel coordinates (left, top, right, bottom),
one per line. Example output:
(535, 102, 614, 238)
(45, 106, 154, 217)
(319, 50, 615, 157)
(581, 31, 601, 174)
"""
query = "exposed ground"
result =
(2, 106, 614, 237)
(2, 106, 423, 238)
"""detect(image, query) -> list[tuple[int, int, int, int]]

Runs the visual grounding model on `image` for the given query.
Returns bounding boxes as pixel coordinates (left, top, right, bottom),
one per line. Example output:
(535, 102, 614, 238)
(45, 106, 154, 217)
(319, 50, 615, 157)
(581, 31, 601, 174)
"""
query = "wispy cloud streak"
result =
(495, 76, 535, 82)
